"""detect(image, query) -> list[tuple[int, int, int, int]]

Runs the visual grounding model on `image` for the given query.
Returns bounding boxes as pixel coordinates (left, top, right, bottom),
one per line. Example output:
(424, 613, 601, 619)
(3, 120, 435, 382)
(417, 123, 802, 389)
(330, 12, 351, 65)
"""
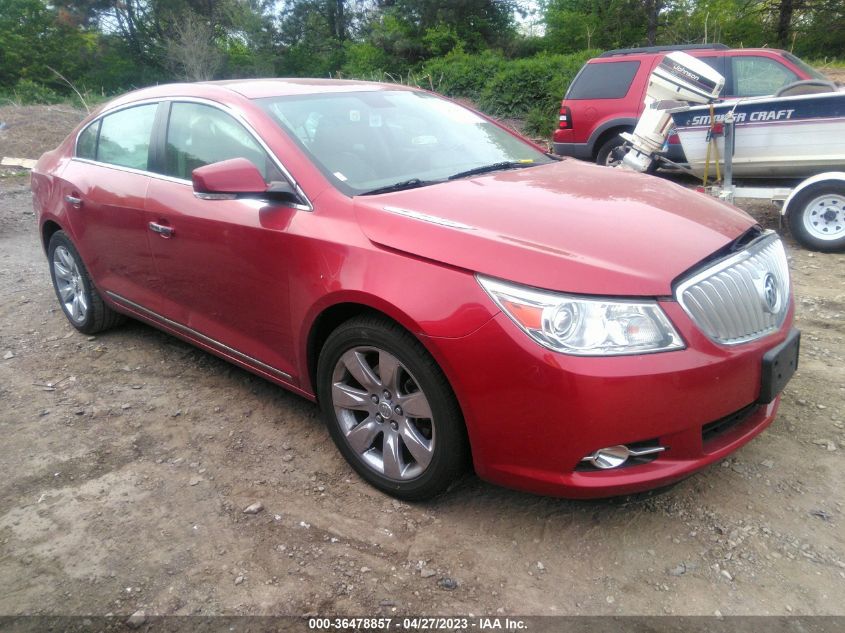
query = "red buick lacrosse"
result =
(31, 79, 799, 500)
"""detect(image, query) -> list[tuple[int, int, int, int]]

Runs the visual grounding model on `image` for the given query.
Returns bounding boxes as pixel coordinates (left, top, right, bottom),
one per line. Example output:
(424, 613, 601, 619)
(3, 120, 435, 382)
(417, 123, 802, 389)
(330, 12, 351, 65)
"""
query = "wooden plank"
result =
(1, 157, 37, 169)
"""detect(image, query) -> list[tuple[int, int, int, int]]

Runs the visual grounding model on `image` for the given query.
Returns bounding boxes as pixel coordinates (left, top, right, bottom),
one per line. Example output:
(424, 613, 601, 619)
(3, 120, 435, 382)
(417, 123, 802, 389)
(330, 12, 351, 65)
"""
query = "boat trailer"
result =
(694, 110, 845, 253)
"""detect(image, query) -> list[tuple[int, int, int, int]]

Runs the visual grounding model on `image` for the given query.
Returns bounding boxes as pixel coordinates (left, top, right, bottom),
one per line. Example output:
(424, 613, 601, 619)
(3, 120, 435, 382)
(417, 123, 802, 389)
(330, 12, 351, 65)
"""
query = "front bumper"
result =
(423, 302, 795, 498)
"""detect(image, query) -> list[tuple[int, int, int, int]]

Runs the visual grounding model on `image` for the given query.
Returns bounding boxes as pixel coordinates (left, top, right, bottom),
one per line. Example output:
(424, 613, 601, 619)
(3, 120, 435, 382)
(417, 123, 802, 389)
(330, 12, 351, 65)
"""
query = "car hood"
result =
(353, 160, 755, 296)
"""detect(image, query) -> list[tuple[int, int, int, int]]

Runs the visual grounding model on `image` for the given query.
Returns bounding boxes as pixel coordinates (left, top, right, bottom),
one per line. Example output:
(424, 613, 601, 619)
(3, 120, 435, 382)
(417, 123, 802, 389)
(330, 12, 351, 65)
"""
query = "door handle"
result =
(148, 222, 174, 238)
(65, 195, 83, 207)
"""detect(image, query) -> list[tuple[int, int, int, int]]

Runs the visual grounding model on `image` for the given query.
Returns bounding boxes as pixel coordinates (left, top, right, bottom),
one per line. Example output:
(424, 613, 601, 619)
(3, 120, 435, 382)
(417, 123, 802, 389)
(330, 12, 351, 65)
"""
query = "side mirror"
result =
(192, 158, 303, 205)
(192, 157, 268, 198)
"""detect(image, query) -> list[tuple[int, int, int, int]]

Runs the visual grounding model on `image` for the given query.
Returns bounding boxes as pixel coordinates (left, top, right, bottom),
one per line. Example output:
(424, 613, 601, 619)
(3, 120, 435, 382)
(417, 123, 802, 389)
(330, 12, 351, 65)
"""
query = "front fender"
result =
(292, 249, 498, 394)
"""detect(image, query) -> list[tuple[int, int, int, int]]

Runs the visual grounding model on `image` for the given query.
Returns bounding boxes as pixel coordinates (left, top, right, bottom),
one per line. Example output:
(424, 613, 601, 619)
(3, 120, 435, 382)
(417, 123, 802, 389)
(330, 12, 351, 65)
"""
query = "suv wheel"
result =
(596, 136, 627, 167)
(316, 316, 468, 500)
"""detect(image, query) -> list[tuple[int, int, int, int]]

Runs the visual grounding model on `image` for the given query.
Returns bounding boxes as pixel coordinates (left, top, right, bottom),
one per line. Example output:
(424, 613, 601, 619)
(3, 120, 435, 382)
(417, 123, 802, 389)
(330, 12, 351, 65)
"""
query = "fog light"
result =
(581, 444, 665, 470)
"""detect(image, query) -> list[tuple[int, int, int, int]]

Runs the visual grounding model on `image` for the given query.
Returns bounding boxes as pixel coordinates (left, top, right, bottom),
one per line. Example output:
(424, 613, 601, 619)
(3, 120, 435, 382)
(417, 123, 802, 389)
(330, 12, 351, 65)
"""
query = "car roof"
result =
(101, 78, 415, 111)
(209, 78, 415, 99)
(591, 46, 787, 62)
(599, 43, 729, 57)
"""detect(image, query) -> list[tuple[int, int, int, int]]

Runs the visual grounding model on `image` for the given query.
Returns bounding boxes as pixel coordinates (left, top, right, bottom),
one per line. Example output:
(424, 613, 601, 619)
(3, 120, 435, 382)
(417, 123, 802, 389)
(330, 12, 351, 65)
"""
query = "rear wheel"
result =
(316, 316, 468, 500)
(595, 135, 627, 167)
(47, 231, 125, 334)
(787, 183, 845, 252)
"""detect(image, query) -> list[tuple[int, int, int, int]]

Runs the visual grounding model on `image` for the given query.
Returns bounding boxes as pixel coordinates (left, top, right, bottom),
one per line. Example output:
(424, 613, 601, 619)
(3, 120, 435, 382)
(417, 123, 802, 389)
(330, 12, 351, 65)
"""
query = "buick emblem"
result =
(761, 273, 779, 313)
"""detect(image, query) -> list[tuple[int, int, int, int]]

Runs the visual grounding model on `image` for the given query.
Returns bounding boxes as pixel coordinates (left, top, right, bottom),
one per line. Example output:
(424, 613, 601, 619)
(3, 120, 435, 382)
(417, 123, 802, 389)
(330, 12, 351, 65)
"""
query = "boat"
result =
(669, 88, 845, 179)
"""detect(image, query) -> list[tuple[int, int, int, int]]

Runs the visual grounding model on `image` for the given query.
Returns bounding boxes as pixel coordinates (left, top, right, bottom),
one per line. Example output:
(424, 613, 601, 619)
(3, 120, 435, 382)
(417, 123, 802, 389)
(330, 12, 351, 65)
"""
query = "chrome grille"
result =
(676, 231, 790, 345)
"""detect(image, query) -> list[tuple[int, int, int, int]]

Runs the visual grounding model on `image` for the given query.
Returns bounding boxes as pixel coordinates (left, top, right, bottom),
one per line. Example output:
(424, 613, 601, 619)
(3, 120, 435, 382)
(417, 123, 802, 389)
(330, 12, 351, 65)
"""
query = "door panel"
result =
(60, 160, 157, 307)
(58, 101, 160, 307)
(145, 179, 298, 379)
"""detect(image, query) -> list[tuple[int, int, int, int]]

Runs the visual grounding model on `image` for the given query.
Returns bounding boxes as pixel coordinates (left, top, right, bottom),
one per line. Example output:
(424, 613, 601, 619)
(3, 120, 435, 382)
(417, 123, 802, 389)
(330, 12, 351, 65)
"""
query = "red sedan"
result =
(31, 79, 799, 500)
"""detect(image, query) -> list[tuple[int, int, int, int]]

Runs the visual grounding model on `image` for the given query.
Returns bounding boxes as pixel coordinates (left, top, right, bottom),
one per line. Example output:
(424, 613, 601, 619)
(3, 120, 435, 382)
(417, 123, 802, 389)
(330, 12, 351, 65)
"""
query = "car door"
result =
(60, 102, 161, 308)
(144, 100, 300, 381)
(727, 54, 799, 97)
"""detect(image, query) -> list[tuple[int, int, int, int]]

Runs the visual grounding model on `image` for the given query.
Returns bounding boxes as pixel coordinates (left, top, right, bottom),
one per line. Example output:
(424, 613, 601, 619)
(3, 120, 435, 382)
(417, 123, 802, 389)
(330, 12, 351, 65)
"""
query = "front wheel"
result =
(787, 183, 845, 252)
(316, 316, 468, 500)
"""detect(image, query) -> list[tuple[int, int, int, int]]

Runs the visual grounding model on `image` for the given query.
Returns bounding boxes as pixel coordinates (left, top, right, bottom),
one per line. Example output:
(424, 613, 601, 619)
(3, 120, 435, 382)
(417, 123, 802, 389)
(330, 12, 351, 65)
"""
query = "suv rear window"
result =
(566, 61, 641, 99)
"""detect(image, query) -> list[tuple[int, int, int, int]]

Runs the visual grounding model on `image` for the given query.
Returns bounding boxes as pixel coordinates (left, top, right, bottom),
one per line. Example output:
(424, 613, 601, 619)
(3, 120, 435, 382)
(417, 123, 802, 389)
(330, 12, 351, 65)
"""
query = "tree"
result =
(644, 0, 664, 45)
(164, 10, 222, 80)
(544, 0, 652, 52)
(0, 0, 94, 89)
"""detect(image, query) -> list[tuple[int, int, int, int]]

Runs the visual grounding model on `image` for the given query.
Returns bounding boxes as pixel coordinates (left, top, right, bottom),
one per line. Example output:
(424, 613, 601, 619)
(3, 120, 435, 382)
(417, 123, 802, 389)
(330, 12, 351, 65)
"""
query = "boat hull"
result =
(670, 91, 845, 179)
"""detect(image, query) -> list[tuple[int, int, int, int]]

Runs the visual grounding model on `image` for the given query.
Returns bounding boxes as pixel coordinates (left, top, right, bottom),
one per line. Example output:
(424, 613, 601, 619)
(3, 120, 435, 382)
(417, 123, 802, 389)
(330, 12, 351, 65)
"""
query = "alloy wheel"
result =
(52, 245, 88, 323)
(331, 346, 435, 481)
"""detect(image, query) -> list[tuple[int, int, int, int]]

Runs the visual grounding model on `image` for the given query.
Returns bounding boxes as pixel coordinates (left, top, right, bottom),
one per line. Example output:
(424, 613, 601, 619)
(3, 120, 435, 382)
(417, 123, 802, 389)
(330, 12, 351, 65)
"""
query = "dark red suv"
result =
(553, 44, 829, 165)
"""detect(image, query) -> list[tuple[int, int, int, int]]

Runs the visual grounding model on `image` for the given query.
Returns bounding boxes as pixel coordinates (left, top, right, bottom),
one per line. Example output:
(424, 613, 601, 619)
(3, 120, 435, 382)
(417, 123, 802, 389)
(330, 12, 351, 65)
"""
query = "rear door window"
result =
(96, 104, 158, 170)
(731, 56, 798, 97)
(566, 61, 641, 99)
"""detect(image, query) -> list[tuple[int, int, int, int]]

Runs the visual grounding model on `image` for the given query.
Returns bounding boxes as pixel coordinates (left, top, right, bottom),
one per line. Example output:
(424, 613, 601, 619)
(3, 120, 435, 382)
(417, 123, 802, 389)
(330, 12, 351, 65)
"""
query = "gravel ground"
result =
(0, 107, 844, 619)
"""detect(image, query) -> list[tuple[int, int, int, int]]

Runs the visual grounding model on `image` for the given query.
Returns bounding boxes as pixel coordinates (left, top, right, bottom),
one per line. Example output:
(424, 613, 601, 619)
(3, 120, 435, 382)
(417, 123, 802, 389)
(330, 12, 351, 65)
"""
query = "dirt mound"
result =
(822, 67, 845, 84)
(0, 105, 86, 161)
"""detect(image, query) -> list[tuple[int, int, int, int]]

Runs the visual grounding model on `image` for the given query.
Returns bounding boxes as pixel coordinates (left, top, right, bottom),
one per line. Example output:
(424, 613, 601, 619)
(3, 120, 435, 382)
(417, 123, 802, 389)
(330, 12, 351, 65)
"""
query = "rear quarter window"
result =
(76, 120, 99, 159)
(566, 61, 641, 99)
(96, 104, 157, 171)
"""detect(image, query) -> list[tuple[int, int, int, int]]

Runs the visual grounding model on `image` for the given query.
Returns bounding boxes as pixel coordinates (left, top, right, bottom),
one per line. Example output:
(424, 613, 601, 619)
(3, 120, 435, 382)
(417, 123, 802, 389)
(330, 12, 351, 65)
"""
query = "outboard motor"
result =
(620, 51, 725, 172)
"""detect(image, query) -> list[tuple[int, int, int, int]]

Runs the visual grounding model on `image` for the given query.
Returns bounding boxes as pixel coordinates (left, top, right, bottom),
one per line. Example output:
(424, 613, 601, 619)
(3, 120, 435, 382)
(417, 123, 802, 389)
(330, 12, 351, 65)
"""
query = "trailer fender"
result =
(781, 172, 845, 217)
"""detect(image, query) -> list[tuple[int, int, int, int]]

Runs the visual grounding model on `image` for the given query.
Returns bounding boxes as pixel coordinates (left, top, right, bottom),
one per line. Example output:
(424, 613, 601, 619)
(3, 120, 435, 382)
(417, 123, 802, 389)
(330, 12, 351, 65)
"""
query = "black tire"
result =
(595, 135, 627, 167)
(316, 315, 468, 501)
(47, 230, 125, 334)
(787, 183, 845, 252)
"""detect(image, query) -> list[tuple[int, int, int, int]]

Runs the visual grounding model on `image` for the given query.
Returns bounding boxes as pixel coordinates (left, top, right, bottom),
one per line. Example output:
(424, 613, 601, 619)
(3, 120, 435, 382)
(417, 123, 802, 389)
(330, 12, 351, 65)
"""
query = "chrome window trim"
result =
(72, 95, 313, 211)
(105, 291, 294, 382)
(71, 157, 190, 186)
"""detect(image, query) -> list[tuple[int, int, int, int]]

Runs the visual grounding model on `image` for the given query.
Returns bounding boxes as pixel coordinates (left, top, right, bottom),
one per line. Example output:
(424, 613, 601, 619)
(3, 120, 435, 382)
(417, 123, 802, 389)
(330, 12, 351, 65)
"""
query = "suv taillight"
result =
(558, 105, 572, 130)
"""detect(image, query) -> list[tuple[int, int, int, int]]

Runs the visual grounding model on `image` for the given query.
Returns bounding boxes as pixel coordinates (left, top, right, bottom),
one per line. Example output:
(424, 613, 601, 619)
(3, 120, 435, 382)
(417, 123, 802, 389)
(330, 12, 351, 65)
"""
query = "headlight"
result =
(477, 275, 685, 356)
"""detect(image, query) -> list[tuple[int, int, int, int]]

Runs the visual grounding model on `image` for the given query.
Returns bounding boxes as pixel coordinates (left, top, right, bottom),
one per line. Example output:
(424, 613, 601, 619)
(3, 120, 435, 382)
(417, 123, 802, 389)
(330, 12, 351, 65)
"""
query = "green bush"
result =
(478, 50, 596, 119)
(416, 49, 599, 138)
(422, 24, 461, 57)
(422, 49, 506, 101)
(341, 41, 393, 77)
(11, 78, 62, 104)
(524, 105, 556, 138)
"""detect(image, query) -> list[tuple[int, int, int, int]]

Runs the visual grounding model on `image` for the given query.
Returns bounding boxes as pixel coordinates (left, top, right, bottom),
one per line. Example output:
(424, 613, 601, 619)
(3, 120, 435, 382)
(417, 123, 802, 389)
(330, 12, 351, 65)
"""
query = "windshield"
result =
(783, 52, 829, 81)
(257, 90, 552, 195)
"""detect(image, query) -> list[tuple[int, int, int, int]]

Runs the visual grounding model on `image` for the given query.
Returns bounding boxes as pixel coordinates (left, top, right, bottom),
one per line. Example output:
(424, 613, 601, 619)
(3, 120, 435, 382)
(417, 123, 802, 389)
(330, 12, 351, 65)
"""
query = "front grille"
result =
(675, 231, 790, 345)
(702, 404, 759, 444)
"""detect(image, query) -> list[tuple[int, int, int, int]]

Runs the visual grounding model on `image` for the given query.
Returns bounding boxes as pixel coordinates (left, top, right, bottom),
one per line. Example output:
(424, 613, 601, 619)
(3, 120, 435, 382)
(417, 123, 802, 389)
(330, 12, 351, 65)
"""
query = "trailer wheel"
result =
(787, 183, 845, 252)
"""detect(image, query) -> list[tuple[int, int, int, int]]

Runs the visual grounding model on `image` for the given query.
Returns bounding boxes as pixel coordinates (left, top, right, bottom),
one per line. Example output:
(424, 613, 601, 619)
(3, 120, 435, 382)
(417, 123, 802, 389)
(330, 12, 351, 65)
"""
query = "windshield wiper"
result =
(447, 161, 536, 181)
(359, 178, 439, 196)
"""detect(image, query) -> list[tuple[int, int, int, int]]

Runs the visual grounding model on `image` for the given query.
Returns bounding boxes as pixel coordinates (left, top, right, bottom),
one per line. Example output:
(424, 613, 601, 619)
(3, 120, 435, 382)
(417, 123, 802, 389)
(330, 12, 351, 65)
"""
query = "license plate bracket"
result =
(758, 328, 800, 404)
